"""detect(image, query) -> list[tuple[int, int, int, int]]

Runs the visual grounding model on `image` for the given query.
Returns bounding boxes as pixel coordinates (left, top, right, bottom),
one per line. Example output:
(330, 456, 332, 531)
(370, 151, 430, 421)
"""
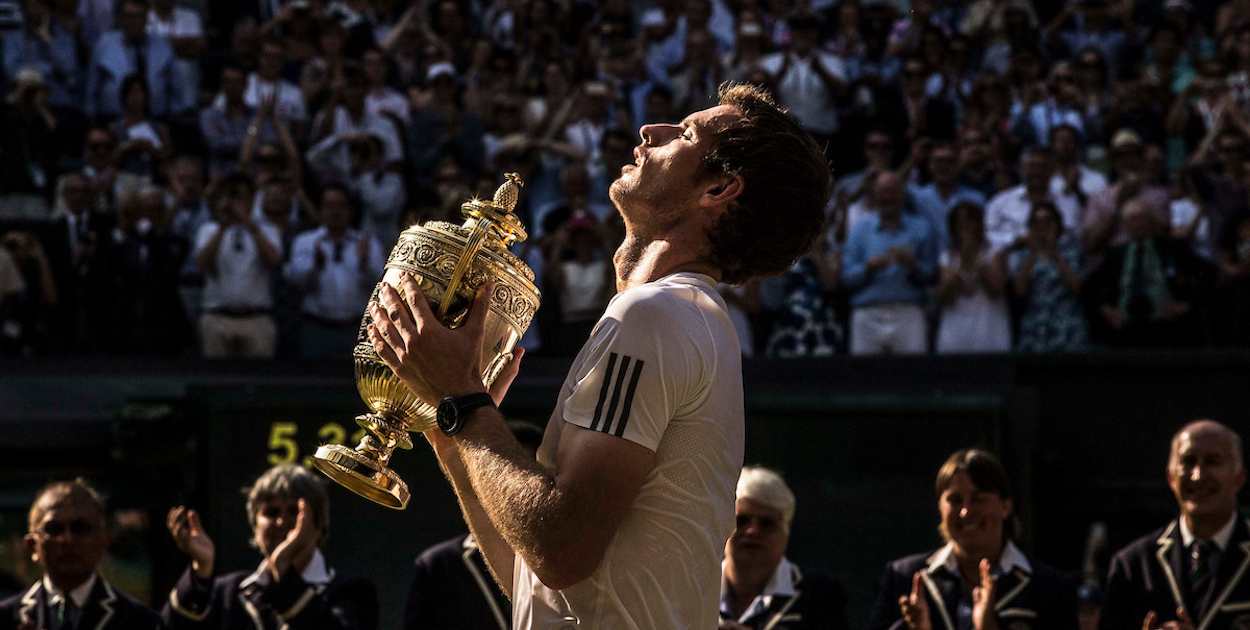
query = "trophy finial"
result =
(493, 173, 524, 213)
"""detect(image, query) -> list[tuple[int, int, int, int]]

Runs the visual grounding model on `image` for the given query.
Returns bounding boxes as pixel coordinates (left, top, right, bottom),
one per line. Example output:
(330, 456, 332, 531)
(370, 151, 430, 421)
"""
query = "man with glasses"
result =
(0, 479, 162, 630)
(719, 466, 848, 630)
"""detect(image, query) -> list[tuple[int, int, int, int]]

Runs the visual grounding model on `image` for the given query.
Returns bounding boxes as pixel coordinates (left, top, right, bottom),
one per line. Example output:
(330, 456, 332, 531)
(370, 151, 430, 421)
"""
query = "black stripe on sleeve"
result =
(601, 356, 632, 434)
(613, 359, 645, 438)
(589, 352, 619, 432)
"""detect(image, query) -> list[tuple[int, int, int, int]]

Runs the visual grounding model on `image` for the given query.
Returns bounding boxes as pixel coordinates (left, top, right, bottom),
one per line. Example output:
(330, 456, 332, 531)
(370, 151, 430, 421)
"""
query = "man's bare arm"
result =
(367, 277, 654, 590)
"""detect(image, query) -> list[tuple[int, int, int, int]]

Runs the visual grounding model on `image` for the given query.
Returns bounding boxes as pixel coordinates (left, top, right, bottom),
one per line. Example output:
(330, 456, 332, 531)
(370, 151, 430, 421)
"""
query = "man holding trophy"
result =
(365, 83, 830, 628)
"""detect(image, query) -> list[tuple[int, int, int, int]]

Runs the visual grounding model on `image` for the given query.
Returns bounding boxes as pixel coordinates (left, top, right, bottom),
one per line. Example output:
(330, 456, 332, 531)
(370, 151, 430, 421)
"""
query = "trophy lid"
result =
(461, 173, 528, 247)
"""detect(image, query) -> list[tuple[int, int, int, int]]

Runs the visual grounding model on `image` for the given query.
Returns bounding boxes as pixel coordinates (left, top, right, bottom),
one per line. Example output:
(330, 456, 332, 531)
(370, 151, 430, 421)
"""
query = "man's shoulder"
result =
(414, 533, 471, 568)
(0, 583, 34, 612)
(105, 584, 163, 622)
(1111, 523, 1174, 565)
(986, 185, 1025, 209)
(886, 550, 937, 576)
(796, 566, 847, 596)
(607, 276, 720, 322)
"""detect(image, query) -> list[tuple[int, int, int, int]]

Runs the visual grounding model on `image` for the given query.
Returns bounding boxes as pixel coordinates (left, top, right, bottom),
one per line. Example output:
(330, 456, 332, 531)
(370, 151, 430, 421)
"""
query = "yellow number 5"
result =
(268, 423, 298, 465)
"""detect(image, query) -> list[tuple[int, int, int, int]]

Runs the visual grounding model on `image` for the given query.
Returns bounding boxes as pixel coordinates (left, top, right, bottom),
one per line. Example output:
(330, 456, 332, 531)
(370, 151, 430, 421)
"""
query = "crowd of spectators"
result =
(1, 0, 1249, 358)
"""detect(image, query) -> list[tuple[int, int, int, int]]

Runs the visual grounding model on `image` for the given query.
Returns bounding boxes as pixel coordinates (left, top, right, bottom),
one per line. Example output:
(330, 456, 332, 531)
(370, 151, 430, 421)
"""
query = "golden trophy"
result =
(312, 173, 540, 509)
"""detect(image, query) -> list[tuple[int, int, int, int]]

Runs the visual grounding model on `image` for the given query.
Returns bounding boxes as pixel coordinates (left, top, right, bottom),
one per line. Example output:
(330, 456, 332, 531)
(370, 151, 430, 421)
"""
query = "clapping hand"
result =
(972, 559, 998, 630)
(168, 506, 215, 579)
(899, 572, 933, 630)
(267, 499, 321, 581)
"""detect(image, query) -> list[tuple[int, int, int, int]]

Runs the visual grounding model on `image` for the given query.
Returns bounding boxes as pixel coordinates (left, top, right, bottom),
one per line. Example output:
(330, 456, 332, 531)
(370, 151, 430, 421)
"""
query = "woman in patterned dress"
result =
(1009, 200, 1088, 351)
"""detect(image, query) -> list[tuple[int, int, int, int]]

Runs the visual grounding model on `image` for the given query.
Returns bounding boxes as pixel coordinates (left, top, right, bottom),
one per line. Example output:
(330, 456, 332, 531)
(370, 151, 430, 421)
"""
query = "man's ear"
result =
(699, 174, 744, 209)
(22, 534, 39, 564)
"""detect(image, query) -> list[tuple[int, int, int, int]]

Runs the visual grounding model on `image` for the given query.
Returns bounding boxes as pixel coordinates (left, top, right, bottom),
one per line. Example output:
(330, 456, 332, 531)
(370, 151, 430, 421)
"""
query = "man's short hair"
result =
(245, 465, 331, 543)
(701, 83, 831, 284)
(1170, 420, 1245, 472)
(736, 466, 796, 531)
(29, 478, 107, 532)
(936, 449, 1017, 540)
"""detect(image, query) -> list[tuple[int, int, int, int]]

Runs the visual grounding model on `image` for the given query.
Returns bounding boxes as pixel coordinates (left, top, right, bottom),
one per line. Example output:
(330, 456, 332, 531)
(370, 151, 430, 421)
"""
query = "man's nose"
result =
(638, 123, 677, 146)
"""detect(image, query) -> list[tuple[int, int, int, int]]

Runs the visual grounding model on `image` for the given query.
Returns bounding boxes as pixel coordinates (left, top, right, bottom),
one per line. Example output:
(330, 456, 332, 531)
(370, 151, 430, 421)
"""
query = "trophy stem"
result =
(311, 412, 412, 509)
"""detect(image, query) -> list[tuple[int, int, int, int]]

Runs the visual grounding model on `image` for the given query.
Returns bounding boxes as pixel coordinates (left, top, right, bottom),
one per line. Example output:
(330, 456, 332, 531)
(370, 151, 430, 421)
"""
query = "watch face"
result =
(438, 397, 459, 434)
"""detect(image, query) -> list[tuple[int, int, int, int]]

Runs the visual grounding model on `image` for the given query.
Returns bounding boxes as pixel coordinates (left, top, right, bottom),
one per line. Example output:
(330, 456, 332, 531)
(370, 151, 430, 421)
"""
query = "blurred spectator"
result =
(0, 479, 163, 630)
(841, 171, 936, 355)
(884, 57, 958, 144)
(361, 47, 409, 123)
(285, 185, 385, 359)
(168, 155, 210, 329)
(985, 147, 1081, 251)
(3, 0, 83, 120)
(1144, 22, 1195, 97)
(102, 187, 191, 354)
(1086, 199, 1211, 347)
(163, 464, 379, 630)
(79, 126, 120, 213)
(1171, 167, 1215, 261)
(1083, 130, 1172, 262)
(672, 29, 723, 117)
(720, 281, 760, 358)
(1099, 420, 1245, 630)
(760, 12, 846, 152)
(242, 39, 309, 136)
(910, 142, 987, 250)
(1047, 0, 1131, 75)
(957, 126, 1016, 200)
(0, 69, 59, 218)
(113, 75, 171, 180)
(200, 64, 269, 176)
(1185, 120, 1250, 263)
(195, 173, 282, 358)
(1167, 59, 1237, 160)
(935, 202, 1011, 354)
(764, 238, 842, 358)
(867, 449, 1079, 630)
(543, 212, 615, 355)
(720, 466, 849, 630)
(145, 0, 203, 117)
(85, 0, 178, 120)
(1010, 61, 1088, 147)
(0, 230, 57, 354)
(1215, 208, 1250, 345)
(1010, 201, 1089, 352)
(402, 419, 544, 630)
(313, 64, 403, 176)
(49, 172, 114, 351)
(1050, 123, 1109, 208)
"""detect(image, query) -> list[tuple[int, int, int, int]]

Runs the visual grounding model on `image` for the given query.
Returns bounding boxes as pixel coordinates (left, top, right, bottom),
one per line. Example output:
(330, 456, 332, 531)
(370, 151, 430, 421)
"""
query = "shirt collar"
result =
(720, 556, 797, 623)
(242, 548, 333, 588)
(1180, 512, 1239, 551)
(927, 541, 1032, 577)
(43, 573, 96, 609)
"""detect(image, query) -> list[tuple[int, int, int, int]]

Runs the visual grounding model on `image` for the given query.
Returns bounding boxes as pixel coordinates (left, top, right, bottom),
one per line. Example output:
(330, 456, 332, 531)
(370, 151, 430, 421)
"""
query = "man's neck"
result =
(1185, 510, 1236, 540)
(613, 234, 720, 293)
(724, 562, 773, 618)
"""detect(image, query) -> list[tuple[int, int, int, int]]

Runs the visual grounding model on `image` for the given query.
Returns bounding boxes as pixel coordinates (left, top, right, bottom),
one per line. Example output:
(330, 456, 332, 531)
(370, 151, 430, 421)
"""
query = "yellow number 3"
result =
(267, 423, 299, 465)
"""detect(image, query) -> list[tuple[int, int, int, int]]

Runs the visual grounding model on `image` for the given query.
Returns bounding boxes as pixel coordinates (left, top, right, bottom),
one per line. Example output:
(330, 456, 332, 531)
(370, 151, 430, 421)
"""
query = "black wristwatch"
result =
(436, 393, 496, 436)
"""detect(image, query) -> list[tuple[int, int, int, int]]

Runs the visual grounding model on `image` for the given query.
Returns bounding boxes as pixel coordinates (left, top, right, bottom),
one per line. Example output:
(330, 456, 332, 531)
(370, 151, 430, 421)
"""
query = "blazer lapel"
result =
(995, 568, 1035, 617)
(1198, 518, 1250, 630)
(75, 577, 117, 630)
(921, 565, 960, 630)
(1157, 520, 1191, 619)
(761, 564, 805, 630)
(17, 581, 44, 629)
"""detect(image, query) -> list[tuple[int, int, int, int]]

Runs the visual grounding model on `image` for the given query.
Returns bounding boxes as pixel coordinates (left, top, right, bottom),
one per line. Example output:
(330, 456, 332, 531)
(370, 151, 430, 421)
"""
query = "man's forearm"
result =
(452, 407, 579, 586)
(430, 431, 517, 598)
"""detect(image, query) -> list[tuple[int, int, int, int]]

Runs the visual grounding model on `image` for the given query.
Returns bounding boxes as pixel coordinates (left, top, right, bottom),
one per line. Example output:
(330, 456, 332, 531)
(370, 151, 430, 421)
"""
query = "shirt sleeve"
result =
(558, 288, 706, 452)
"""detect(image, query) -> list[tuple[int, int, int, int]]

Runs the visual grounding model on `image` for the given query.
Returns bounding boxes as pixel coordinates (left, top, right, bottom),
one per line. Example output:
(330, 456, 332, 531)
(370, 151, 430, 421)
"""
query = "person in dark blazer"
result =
(1100, 420, 1249, 630)
(402, 420, 545, 630)
(868, 449, 1079, 630)
(719, 466, 849, 630)
(0, 478, 164, 630)
(162, 465, 378, 630)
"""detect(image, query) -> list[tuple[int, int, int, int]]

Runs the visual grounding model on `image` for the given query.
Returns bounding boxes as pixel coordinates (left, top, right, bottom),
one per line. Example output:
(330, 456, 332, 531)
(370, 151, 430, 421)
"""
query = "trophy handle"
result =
(436, 224, 491, 321)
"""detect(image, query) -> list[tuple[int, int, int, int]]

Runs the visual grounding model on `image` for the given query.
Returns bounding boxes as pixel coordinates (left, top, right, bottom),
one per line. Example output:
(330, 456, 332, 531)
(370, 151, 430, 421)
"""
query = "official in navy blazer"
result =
(0, 479, 164, 630)
(161, 465, 378, 630)
(719, 466, 849, 630)
(868, 449, 1079, 630)
(1101, 420, 1250, 630)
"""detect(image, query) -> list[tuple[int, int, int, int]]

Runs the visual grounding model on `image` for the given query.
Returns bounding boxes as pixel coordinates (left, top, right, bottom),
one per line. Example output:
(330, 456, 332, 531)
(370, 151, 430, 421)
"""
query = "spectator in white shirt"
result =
(759, 11, 846, 148)
(311, 63, 403, 169)
(194, 173, 283, 358)
(146, 0, 203, 115)
(984, 147, 1082, 251)
(306, 130, 406, 251)
(243, 39, 309, 138)
(285, 185, 385, 358)
(1049, 123, 1107, 206)
(362, 47, 409, 124)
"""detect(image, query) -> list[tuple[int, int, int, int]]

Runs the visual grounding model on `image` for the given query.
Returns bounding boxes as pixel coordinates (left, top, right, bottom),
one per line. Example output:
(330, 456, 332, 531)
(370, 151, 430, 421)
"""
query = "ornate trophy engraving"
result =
(312, 174, 540, 509)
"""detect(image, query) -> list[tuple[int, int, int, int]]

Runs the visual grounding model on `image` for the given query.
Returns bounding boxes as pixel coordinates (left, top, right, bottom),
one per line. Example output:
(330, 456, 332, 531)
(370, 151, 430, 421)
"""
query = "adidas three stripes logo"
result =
(589, 352, 645, 437)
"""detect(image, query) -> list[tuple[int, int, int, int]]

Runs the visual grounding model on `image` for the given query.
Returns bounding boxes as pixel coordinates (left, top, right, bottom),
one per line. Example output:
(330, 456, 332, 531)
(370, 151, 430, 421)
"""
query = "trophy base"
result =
(311, 444, 410, 509)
